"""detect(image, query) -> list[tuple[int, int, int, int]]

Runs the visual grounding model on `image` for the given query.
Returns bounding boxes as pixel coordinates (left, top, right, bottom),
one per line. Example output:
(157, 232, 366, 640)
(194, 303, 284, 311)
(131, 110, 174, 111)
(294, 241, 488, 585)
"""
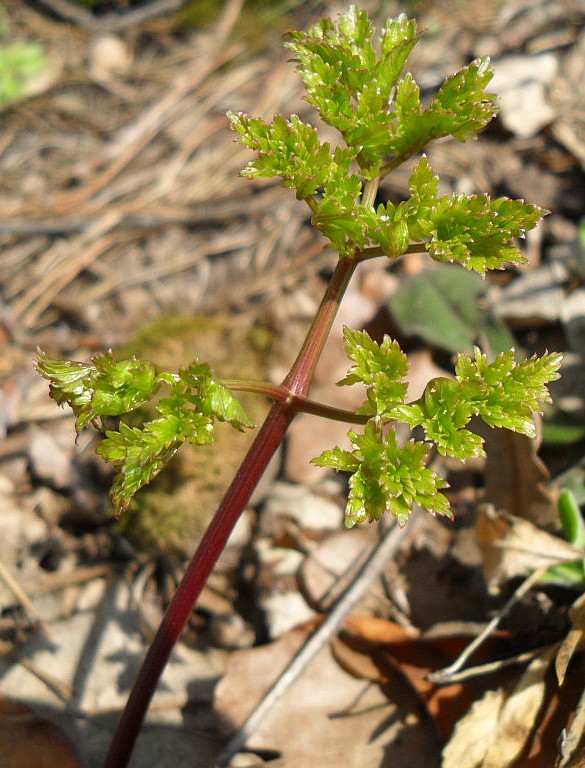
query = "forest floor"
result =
(1, 1, 585, 766)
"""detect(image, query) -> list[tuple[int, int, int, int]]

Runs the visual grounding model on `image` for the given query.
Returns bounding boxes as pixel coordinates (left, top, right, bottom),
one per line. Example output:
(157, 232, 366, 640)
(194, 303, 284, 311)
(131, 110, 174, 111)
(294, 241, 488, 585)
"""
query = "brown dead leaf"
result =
(476, 506, 581, 592)
(299, 529, 374, 612)
(484, 647, 556, 768)
(214, 626, 441, 767)
(510, 651, 585, 768)
(481, 423, 558, 529)
(343, 614, 419, 644)
(442, 689, 504, 768)
(336, 617, 506, 742)
(0, 697, 82, 768)
(443, 646, 556, 768)
(556, 629, 583, 686)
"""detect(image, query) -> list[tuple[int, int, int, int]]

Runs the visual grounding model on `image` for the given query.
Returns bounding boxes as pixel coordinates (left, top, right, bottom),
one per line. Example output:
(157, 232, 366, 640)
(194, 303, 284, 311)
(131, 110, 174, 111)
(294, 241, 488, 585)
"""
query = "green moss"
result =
(175, 0, 304, 53)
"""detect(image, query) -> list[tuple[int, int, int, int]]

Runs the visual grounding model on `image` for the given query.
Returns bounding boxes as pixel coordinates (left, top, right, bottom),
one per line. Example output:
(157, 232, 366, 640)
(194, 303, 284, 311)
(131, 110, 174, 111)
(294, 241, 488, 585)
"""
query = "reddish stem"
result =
(102, 257, 357, 768)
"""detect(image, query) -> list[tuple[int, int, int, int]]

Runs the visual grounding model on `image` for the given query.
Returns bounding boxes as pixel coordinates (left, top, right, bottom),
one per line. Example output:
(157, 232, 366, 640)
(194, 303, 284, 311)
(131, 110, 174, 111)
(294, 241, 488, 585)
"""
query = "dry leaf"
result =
(481, 423, 558, 529)
(343, 615, 419, 644)
(214, 627, 440, 767)
(0, 697, 82, 768)
(336, 617, 502, 742)
(560, 684, 585, 768)
(442, 689, 504, 768)
(556, 629, 584, 686)
(476, 506, 581, 592)
(483, 647, 556, 768)
(299, 529, 374, 611)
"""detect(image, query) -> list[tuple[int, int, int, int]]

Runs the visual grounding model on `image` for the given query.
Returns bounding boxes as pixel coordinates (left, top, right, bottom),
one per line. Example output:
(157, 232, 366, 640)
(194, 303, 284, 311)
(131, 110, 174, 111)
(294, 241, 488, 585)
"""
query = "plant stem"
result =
(223, 379, 368, 425)
(102, 257, 358, 768)
(283, 256, 357, 396)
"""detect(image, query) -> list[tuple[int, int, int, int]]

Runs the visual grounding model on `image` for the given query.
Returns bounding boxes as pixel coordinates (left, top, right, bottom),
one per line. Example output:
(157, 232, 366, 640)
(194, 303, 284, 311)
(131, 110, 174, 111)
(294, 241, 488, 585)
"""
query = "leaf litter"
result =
(2, 0, 585, 766)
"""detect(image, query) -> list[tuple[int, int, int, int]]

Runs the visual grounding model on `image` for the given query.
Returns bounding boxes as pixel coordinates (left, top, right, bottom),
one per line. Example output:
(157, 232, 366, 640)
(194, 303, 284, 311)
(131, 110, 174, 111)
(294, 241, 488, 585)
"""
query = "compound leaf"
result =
(314, 424, 451, 527)
(36, 350, 158, 432)
(37, 351, 253, 516)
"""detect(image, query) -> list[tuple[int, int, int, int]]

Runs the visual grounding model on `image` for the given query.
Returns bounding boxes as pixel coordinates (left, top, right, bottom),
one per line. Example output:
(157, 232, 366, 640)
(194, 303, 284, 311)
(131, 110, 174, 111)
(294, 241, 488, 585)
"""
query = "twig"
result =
(217, 511, 418, 765)
(428, 646, 551, 685)
(0, 557, 52, 640)
(0, 639, 74, 702)
(427, 565, 549, 684)
(32, 0, 190, 33)
(48, 0, 245, 214)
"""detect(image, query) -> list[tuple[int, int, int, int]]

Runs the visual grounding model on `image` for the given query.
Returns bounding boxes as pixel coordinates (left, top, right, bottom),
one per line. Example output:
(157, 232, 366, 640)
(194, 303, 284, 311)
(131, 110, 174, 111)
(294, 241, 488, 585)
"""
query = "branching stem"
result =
(223, 379, 368, 424)
(102, 256, 357, 768)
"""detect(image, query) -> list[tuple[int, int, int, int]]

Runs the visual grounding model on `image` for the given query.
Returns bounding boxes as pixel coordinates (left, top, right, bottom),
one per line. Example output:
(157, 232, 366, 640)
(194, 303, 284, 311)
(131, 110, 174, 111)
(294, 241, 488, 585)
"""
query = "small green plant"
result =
(0, 9, 46, 108)
(542, 489, 585, 586)
(36, 7, 561, 766)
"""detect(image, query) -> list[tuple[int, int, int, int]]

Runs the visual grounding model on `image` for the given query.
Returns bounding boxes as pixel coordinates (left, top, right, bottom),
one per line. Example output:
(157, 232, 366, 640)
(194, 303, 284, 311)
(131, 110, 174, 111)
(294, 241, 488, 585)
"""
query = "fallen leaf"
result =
(556, 629, 583, 686)
(343, 614, 419, 644)
(481, 423, 558, 529)
(336, 617, 507, 742)
(214, 627, 441, 767)
(483, 647, 556, 768)
(442, 689, 504, 768)
(298, 529, 374, 612)
(388, 265, 513, 355)
(522, 652, 585, 768)
(0, 697, 82, 768)
(476, 506, 581, 592)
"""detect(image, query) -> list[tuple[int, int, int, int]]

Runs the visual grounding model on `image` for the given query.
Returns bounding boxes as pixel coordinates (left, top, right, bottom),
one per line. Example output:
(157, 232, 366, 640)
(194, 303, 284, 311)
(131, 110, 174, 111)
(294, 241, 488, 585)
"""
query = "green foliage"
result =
(338, 327, 409, 415)
(313, 329, 562, 525)
(38, 6, 562, 531)
(403, 156, 547, 273)
(230, 10, 543, 263)
(541, 490, 585, 587)
(314, 424, 450, 527)
(227, 112, 359, 200)
(0, 14, 46, 107)
(37, 352, 252, 515)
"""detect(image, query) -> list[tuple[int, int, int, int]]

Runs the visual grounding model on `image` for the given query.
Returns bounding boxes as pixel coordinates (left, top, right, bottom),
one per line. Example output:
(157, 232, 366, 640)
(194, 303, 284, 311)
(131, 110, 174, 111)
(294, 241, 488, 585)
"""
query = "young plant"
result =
(0, 11, 46, 108)
(36, 7, 561, 766)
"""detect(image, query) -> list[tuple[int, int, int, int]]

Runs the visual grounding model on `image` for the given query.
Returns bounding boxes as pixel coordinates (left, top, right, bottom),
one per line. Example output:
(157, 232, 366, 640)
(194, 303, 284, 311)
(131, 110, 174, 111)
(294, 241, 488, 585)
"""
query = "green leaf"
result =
(283, 9, 418, 177)
(36, 350, 159, 432)
(394, 348, 562, 459)
(338, 327, 409, 414)
(98, 406, 214, 515)
(285, 10, 417, 132)
(179, 362, 254, 431)
(227, 111, 359, 201)
(312, 446, 360, 473)
(37, 351, 253, 515)
(0, 39, 46, 107)
(558, 490, 585, 549)
(384, 58, 498, 162)
(542, 420, 585, 445)
(455, 347, 562, 435)
(404, 156, 547, 273)
(388, 264, 515, 355)
(314, 424, 451, 527)
(540, 560, 585, 587)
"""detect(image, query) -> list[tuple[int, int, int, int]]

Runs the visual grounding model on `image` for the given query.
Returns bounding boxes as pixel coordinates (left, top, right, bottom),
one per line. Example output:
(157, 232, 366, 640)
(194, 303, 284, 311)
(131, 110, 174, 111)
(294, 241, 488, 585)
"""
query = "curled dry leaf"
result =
(481, 424, 558, 529)
(443, 646, 556, 768)
(556, 593, 585, 686)
(476, 506, 581, 593)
